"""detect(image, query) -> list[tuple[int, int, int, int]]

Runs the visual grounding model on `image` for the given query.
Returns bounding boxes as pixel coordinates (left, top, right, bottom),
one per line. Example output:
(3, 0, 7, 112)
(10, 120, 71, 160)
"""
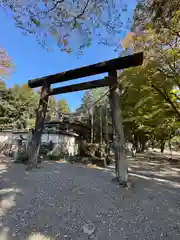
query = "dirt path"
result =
(0, 157, 180, 240)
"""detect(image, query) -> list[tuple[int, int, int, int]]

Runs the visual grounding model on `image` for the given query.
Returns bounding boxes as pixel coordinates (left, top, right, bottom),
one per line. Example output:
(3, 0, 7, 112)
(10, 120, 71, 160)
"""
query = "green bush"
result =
(95, 144, 106, 158)
(3, 149, 14, 158)
(47, 154, 61, 161)
(0, 143, 14, 157)
(85, 143, 98, 156)
(79, 143, 107, 157)
(39, 145, 49, 156)
(15, 153, 29, 163)
(39, 142, 54, 157)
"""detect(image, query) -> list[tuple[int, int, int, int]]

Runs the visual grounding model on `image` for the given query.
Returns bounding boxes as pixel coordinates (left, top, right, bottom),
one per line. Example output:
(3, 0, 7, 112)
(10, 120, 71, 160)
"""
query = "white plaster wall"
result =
(0, 132, 75, 143)
(41, 133, 76, 145)
(0, 132, 29, 144)
(0, 131, 78, 156)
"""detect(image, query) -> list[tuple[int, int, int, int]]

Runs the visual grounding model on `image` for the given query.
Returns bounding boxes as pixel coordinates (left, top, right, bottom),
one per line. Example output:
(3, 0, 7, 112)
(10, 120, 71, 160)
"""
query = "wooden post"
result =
(27, 82, 50, 169)
(108, 71, 128, 184)
(104, 103, 109, 167)
(100, 107, 103, 145)
(90, 108, 94, 143)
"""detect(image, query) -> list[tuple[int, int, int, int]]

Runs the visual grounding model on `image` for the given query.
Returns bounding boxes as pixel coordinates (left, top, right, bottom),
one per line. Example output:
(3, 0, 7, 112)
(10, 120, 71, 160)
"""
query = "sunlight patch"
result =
(0, 188, 22, 195)
(27, 233, 53, 240)
(0, 194, 16, 214)
(130, 173, 180, 188)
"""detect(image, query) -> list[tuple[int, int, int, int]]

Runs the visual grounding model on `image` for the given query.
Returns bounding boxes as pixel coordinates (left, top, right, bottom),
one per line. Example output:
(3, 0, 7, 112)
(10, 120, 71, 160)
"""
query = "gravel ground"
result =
(0, 156, 180, 240)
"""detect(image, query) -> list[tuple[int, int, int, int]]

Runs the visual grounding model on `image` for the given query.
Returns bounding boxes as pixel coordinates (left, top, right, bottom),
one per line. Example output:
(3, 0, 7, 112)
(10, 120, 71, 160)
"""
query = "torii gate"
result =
(28, 52, 143, 185)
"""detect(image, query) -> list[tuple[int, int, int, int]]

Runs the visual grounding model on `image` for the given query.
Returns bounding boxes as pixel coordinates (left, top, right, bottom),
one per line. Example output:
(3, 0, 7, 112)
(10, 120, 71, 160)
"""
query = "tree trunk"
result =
(109, 71, 128, 184)
(160, 140, 165, 153)
(133, 133, 140, 153)
(135, 142, 141, 153)
(104, 103, 109, 167)
(27, 83, 50, 169)
(140, 139, 146, 153)
(168, 138, 172, 158)
(100, 107, 103, 145)
(140, 142, 145, 152)
(90, 109, 94, 143)
(151, 140, 155, 150)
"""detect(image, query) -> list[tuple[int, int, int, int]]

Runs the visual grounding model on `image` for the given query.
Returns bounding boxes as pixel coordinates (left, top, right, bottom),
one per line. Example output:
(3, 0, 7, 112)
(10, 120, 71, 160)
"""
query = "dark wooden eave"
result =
(44, 120, 90, 130)
(44, 120, 91, 138)
(28, 52, 143, 88)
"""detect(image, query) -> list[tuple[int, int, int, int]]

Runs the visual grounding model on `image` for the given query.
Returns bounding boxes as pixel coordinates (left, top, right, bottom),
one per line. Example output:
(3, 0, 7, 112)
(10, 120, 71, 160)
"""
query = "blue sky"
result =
(0, 2, 136, 111)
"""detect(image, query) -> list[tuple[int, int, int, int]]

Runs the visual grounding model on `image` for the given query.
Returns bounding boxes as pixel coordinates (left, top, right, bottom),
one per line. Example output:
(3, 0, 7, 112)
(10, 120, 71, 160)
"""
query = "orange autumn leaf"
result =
(23, 84, 29, 89)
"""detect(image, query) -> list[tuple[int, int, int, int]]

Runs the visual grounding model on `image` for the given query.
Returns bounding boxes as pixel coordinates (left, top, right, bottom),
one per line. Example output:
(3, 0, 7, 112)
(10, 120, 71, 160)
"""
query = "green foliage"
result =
(0, 84, 71, 130)
(95, 144, 106, 158)
(112, 2, 180, 151)
(47, 154, 61, 161)
(15, 153, 29, 164)
(85, 143, 98, 157)
(39, 142, 54, 157)
(0, 142, 14, 157)
(47, 96, 57, 120)
(1, 0, 127, 53)
(79, 143, 106, 158)
(133, 0, 180, 34)
(121, 64, 179, 145)
(57, 99, 70, 114)
(0, 84, 38, 130)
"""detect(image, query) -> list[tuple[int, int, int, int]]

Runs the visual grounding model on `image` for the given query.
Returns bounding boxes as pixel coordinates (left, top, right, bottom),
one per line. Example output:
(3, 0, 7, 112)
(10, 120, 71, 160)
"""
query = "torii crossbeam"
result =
(28, 52, 143, 89)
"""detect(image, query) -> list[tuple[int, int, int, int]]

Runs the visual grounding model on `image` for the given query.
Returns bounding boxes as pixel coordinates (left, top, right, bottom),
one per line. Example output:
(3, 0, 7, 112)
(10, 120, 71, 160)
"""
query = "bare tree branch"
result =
(42, 0, 65, 15)
(72, 0, 91, 28)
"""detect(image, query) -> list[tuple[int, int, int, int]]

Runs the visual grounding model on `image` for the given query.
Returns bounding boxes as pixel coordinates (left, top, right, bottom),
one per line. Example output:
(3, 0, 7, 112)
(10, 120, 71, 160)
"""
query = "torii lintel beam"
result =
(28, 52, 143, 89)
(49, 78, 110, 96)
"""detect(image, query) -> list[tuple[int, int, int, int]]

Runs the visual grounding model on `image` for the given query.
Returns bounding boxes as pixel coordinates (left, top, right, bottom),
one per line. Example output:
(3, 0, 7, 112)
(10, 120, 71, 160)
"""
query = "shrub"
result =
(15, 153, 29, 163)
(95, 144, 106, 158)
(79, 143, 107, 157)
(39, 145, 49, 157)
(39, 142, 54, 157)
(85, 143, 98, 156)
(47, 153, 61, 161)
(0, 142, 14, 157)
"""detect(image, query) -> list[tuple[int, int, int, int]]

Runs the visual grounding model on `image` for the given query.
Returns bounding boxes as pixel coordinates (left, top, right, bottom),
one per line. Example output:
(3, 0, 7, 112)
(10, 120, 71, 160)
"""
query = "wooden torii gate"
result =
(28, 52, 143, 185)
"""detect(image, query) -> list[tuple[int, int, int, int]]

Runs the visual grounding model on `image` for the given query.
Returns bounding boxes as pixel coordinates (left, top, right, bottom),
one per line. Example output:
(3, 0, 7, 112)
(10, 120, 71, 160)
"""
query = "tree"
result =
(0, 84, 73, 130)
(57, 99, 70, 114)
(0, 47, 14, 80)
(77, 88, 110, 143)
(0, 79, 6, 97)
(0, 47, 15, 122)
(47, 96, 57, 120)
(133, 0, 180, 34)
(0, 0, 127, 52)
(119, 56, 180, 153)
(122, 9, 180, 118)
(0, 84, 38, 130)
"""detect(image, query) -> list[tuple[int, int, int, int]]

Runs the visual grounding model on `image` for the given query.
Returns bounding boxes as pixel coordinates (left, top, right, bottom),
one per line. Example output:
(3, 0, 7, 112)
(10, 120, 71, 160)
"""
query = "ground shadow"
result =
(128, 151, 180, 183)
